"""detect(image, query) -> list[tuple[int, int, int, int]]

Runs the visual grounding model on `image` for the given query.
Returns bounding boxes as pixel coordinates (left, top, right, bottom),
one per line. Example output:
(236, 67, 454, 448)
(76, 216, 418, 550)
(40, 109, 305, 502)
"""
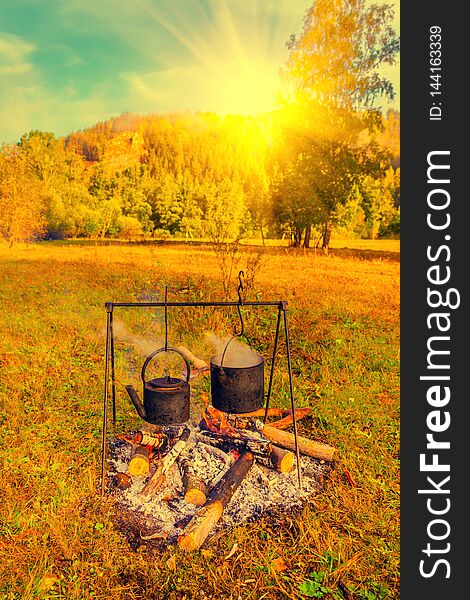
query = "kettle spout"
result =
(125, 385, 147, 420)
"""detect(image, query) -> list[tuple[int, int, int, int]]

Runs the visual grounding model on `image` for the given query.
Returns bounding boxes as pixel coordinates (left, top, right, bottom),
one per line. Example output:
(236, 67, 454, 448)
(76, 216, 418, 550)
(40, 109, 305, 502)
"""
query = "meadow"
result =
(0, 240, 399, 600)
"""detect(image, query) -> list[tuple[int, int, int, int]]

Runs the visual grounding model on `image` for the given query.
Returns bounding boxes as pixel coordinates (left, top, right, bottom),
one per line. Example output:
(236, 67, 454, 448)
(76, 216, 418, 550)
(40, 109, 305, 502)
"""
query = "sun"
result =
(211, 59, 281, 116)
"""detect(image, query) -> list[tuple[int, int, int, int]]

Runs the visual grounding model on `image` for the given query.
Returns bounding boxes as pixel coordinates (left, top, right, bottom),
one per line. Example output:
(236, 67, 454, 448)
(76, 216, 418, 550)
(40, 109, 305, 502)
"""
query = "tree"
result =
(284, 0, 399, 111)
(277, 0, 399, 248)
(0, 145, 46, 245)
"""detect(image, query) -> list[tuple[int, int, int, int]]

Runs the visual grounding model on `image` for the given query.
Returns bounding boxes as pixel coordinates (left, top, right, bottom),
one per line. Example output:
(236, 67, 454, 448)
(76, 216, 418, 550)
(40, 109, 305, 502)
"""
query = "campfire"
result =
(101, 280, 337, 551)
(106, 388, 335, 551)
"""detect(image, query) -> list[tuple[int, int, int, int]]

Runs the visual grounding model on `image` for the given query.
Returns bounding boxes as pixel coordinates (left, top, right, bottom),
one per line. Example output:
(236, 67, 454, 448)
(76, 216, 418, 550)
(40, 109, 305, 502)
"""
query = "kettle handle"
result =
(141, 347, 191, 384)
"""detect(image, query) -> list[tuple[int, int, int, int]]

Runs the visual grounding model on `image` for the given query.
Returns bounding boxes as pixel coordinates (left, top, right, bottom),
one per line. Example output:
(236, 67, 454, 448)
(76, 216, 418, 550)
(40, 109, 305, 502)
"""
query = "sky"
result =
(0, 0, 400, 145)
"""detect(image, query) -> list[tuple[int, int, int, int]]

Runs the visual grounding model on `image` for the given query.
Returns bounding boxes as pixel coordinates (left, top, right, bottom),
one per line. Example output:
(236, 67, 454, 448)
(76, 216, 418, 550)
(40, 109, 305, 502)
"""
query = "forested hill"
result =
(0, 108, 400, 246)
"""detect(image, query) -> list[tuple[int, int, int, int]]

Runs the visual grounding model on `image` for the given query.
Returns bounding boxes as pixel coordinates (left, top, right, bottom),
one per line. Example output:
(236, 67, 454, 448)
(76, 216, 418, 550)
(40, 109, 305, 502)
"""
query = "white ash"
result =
(107, 423, 329, 544)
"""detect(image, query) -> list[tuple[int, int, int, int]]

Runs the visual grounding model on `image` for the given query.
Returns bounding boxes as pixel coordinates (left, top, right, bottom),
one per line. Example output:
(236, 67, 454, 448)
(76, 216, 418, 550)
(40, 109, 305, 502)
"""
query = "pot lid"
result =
(146, 375, 184, 390)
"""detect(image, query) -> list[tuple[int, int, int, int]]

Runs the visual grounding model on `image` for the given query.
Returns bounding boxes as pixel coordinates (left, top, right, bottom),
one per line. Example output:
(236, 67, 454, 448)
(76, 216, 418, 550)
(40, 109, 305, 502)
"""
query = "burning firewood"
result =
(178, 452, 254, 551)
(139, 427, 191, 501)
(178, 455, 210, 505)
(235, 407, 285, 418)
(201, 401, 335, 462)
(268, 407, 312, 429)
(198, 429, 272, 458)
(236, 407, 311, 420)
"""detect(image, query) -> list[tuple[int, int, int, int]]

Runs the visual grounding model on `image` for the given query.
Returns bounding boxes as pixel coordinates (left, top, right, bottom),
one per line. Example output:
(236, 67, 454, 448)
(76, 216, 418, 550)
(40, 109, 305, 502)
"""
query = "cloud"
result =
(0, 76, 113, 144)
(0, 31, 35, 75)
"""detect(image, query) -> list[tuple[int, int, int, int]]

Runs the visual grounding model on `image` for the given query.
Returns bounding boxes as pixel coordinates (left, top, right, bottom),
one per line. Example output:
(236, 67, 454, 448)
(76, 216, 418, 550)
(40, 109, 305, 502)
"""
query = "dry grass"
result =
(0, 240, 399, 600)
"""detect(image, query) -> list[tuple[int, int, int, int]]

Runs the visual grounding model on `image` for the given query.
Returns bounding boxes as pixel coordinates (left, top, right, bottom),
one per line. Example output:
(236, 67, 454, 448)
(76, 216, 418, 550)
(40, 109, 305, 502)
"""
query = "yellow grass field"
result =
(0, 240, 399, 600)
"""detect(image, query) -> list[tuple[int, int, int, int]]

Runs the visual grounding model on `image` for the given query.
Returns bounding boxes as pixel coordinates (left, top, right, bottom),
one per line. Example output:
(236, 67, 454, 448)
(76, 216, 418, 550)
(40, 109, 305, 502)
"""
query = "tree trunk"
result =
(303, 224, 312, 248)
(292, 227, 302, 247)
(321, 224, 332, 249)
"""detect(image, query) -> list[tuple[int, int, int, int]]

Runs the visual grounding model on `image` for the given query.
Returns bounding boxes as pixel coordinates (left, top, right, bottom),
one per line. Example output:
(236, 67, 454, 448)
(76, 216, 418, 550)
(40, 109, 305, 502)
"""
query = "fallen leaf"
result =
(224, 542, 239, 560)
(345, 470, 358, 487)
(271, 556, 287, 572)
(201, 549, 214, 559)
(165, 555, 177, 571)
(38, 576, 57, 592)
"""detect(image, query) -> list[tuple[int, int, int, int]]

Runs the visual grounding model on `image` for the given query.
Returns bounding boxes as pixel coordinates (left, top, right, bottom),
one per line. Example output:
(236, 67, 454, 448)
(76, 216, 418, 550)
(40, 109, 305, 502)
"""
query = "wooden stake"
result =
(177, 345, 208, 370)
(260, 424, 336, 461)
(178, 452, 254, 551)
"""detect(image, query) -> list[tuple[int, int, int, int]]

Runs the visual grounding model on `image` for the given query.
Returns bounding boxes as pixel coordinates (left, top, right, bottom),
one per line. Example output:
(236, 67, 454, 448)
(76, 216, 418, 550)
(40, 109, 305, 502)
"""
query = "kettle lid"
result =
(146, 375, 184, 390)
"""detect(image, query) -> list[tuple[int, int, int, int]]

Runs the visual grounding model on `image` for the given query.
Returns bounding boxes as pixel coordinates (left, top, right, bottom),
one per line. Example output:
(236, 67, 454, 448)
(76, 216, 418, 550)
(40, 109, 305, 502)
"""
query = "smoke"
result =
(208, 333, 262, 368)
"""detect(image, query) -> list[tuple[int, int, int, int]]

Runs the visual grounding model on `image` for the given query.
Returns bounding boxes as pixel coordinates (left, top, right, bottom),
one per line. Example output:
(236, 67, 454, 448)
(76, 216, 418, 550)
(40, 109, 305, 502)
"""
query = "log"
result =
(178, 452, 254, 551)
(127, 445, 150, 477)
(256, 445, 295, 473)
(139, 427, 191, 502)
(177, 345, 208, 370)
(138, 460, 165, 501)
(178, 455, 209, 506)
(133, 430, 168, 449)
(260, 424, 336, 461)
(235, 407, 286, 418)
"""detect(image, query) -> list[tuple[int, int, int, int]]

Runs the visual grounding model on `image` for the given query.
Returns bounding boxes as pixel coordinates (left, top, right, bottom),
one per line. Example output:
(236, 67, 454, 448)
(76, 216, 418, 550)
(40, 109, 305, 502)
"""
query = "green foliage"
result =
(0, 105, 400, 246)
(357, 582, 392, 600)
(284, 0, 399, 110)
(299, 571, 338, 598)
(0, 145, 47, 244)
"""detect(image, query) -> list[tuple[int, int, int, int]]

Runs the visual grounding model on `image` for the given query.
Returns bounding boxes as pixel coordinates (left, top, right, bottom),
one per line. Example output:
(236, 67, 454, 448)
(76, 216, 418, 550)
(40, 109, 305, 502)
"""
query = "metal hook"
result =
(234, 270, 245, 337)
(164, 285, 168, 352)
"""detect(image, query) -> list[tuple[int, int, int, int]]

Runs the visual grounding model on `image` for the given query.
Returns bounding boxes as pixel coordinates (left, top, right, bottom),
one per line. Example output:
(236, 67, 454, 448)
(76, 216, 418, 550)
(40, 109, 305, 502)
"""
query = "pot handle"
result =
(141, 347, 191, 384)
(220, 335, 237, 370)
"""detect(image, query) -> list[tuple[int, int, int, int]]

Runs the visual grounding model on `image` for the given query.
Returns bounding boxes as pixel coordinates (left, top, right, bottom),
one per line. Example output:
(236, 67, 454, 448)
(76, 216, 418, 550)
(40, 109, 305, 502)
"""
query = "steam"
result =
(110, 320, 261, 368)
(112, 319, 163, 357)
(111, 320, 208, 370)
(208, 333, 261, 368)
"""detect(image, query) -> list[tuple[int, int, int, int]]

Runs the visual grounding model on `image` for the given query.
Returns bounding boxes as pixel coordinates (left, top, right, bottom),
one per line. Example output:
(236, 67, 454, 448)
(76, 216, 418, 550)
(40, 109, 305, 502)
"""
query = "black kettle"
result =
(126, 347, 191, 425)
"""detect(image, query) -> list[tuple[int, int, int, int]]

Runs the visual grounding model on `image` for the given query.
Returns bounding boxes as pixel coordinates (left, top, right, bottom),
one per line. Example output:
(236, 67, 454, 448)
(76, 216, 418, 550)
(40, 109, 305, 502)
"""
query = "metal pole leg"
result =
(282, 302, 302, 488)
(100, 305, 112, 496)
(109, 308, 117, 428)
(264, 304, 282, 424)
